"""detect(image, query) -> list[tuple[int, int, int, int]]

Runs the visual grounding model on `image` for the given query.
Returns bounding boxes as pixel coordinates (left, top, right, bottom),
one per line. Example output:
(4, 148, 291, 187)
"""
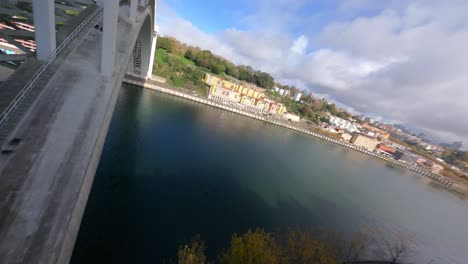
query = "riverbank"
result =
(123, 75, 468, 196)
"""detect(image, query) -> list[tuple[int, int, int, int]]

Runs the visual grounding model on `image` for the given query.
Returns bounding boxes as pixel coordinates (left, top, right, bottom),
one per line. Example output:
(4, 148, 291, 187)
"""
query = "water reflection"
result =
(72, 86, 468, 264)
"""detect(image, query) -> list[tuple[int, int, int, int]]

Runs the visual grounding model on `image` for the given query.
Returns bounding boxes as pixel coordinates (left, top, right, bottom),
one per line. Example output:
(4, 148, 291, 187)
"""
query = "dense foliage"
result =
(441, 149, 468, 167)
(156, 36, 275, 90)
(178, 227, 413, 264)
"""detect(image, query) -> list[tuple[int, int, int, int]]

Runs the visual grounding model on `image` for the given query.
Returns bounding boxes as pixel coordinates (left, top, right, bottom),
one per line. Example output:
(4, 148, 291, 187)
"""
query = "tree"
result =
(290, 86, 299, 97)
(178, 227, 415, 264)
(281, 227, 338, 264)
(237, 65, 255, 83)
(303, 94, 313, 104)
(220, 229, 281, 264)
(302, 105, 312, 117)
(312, 99, 325, 111)
(336, 230, 373, 263)
(325, 103, 338, 115)
(156, 36, 176, 53)
(463, 151, 468, 162)
(254, 72, 274, 89)
(178, 235, 207, 264)
(441, 141, 463, 150)
(211, 62, 226, 74)
(371, 230, 414, 264)
(225, 62, 238, 78)
(184, 49, 194, 61)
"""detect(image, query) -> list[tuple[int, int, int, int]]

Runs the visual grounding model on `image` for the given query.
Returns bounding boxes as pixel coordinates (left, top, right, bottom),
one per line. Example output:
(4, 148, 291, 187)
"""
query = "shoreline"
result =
(123, 76, 468, 196)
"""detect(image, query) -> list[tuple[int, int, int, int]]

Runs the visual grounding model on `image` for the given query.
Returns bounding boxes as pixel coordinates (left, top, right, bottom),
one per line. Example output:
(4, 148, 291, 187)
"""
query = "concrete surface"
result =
(0, 58, 42, 116)
(32, 0, 56, 61)
(0, 5, 99, 147)
(0, 65, 15, 82)
(0, 4, 153, 264)
(56, 4, 98, 46)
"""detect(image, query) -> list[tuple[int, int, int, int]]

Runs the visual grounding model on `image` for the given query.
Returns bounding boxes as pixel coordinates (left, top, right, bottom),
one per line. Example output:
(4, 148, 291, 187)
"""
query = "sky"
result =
(156, 0, 468, 148)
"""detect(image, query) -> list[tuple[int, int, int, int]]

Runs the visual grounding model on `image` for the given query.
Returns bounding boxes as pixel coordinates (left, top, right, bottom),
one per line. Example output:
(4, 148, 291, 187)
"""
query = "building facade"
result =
(284, 113, 301, 122)
(294, 92, 302, 102)
(350, 133, 380, 151)
(330, 116, 360, 133)
(205, 73, 286, 115)
(341, 133, 352, 142)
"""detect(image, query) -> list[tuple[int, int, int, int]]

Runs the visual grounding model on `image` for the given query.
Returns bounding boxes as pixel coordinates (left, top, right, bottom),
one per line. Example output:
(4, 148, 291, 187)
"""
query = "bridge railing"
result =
(0, 6, 103, 128)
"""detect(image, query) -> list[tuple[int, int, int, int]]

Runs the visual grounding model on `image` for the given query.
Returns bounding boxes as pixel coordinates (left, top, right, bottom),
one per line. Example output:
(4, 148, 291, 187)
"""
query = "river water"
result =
(71, 84, 468, 263)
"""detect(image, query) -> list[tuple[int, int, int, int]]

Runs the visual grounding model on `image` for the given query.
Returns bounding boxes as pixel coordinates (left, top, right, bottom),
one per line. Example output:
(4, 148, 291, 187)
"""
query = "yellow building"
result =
(277, 104, 285, 115)
(207, 73, 284, 113)
(209, 84, 241, 103)
(268, 103, 284, 115)
(205, 73, 266, 100)
(240, 96, 253, 106)
(350, 133, 380, 151)
(205, 73, 222, 87)
(256, 100, 266, 110)
(207, 73, 242, 103)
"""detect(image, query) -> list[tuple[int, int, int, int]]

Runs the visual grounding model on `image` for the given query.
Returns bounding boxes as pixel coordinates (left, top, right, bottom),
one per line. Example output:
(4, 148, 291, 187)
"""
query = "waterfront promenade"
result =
(123, 75, 468, 195)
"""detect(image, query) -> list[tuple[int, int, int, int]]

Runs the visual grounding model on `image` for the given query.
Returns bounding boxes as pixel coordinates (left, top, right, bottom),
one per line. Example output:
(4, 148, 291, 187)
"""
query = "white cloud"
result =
(291, 35, 308, 54)
(159, 0, 468, 147)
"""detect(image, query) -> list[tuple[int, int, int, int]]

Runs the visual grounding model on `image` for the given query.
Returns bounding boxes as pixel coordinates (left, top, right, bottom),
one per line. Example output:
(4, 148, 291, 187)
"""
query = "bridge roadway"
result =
(0, 5, 151, 264)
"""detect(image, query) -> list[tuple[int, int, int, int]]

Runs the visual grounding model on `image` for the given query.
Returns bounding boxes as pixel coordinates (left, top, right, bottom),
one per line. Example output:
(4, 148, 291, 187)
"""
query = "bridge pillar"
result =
(101, 0, 119, 77)
(146, 31, 157, 79)
(146, 3, 158, 79)
(130, 0, 138, 21)
(32, 0, 56, 61)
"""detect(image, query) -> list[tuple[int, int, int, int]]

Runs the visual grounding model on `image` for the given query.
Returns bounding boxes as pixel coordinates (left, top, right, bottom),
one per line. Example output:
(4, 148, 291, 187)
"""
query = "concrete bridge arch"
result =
(127, 11, 155, 77)
(0, 1, 160, 264)
(99, 0, 158, 78)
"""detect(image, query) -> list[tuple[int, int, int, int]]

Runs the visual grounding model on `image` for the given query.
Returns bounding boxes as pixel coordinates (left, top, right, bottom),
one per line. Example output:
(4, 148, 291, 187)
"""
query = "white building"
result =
(284, 113, 301, 122)
(341, 133, 352, 142)
(431, 164, 444, 174)
(294, 92, 302, 101)
(329, 116, 360, 133)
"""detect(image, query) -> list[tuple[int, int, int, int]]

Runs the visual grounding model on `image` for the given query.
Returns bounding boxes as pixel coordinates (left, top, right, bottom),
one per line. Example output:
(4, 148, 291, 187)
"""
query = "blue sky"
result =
(158, 0, 468, 146)
(164, 0, 338, 34)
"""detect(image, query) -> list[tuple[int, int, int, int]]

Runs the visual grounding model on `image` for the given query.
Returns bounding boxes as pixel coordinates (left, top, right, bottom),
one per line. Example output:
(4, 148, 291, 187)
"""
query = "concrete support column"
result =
(32, 0, 56, 61)
(146, 31, 157, 79)
(130, 0, 138, 21)
(101, 0, 119, 77)
(146, 1, 158, 79)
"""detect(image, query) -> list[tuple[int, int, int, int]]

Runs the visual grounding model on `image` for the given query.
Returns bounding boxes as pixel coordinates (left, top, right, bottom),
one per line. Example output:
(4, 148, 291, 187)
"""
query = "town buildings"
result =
(205, 73, 286, 115)
(350, 133, 380, 151)
(362, 123, 390, 140)
(284, 113, 301, 122)
(431, 164, 444, 174)
(294, 92, 302, 102)
(329, 116, 360, 133)
(376, 144, 404, 160)
(274, 86, 292, 98)
(341, 133, 352, 142)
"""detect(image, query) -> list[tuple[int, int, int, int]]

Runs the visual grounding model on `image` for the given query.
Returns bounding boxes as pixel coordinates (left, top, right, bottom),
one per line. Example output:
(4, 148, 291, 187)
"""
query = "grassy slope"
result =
(155, 48, 168, 66)
(153, 48, 207, 95)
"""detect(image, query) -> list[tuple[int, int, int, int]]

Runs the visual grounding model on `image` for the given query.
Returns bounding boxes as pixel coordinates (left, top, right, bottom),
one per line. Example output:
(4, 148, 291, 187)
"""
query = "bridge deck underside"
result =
(0, 6, 143, 263)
